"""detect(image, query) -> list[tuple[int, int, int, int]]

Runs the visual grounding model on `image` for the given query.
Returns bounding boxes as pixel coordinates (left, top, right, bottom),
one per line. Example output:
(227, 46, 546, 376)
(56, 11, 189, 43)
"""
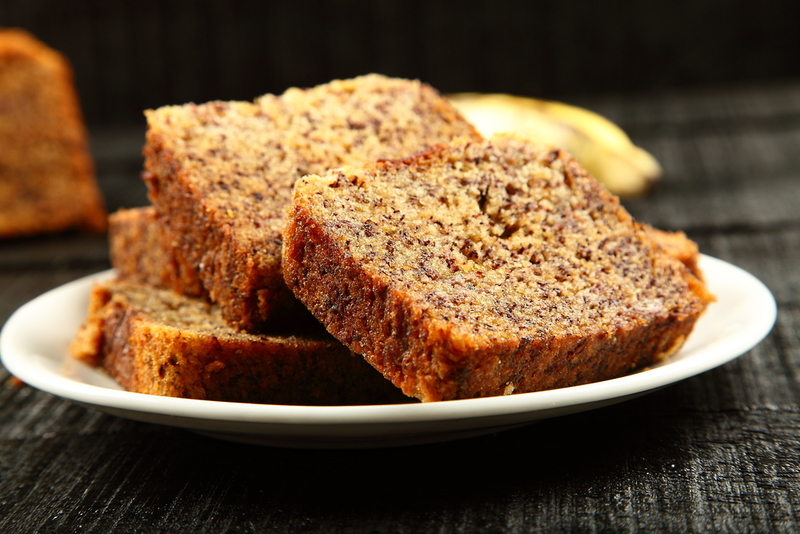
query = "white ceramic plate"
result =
(0, 255, 776, 449)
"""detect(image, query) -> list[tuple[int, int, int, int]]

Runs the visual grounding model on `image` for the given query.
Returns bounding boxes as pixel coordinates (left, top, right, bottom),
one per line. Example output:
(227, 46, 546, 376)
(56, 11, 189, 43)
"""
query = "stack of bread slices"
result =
(70, 74, 713, 405)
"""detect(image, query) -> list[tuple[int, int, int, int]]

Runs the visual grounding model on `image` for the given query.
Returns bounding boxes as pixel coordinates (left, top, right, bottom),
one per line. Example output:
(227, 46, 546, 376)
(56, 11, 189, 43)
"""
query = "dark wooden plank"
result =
(1, 371, 797, 533)
(0, 268, 106, 327)
(0, 234, 109, 270)
(693, 229, 800, 307)
(582, 81, 800, 133)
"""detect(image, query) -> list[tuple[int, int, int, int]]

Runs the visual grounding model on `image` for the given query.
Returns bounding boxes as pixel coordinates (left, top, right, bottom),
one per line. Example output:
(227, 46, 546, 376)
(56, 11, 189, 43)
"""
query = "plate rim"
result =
(0, 255, 777, 431)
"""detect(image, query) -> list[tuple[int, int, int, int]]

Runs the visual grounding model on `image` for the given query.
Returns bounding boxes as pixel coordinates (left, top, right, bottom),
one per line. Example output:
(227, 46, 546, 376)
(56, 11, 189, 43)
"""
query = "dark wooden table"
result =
(2, 81, 799, 533)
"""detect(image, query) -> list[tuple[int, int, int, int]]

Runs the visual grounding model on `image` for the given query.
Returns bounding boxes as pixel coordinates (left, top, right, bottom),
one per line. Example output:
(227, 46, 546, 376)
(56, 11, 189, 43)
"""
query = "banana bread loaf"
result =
(0, 28, 106, 238)
(143, 74, 479, 332)
(70, 278, 409, 405)
(283, 134, 714, 402)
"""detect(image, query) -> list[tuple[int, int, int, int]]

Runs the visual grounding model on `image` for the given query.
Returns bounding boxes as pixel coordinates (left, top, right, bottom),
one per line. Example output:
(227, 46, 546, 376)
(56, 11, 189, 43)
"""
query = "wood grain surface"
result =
(1, 81, 799, 533)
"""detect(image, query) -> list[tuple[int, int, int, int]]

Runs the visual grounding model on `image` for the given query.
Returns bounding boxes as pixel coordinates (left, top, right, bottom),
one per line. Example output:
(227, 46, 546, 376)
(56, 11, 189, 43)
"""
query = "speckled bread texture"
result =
(70, 278, 409, 405)
(109, 206, 321, 327)
(143, 74, 480, 332)
(109, 206, 206, 297)
(283, 135, 714, 402)
(111, 205, 701, 305)
(0, 29, 106, 238)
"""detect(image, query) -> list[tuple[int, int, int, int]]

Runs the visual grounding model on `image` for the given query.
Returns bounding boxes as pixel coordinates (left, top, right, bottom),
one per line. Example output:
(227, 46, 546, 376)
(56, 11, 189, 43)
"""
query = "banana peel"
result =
(447, 93, 661, 197)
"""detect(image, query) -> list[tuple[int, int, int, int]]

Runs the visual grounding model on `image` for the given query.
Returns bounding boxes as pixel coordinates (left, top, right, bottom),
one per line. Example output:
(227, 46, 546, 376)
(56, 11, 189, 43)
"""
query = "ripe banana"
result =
(447, 93, 661, 197)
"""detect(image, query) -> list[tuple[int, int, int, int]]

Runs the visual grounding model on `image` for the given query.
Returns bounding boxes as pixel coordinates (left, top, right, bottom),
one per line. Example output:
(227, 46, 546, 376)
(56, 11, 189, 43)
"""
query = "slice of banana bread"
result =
(283, 134, 714, 402)
(143, 74, 479, 332)
(108, 206, 205, 297)
(0, 29, 106, 238)
(70, 278, 409, 405)
(108, 205, 321, 327)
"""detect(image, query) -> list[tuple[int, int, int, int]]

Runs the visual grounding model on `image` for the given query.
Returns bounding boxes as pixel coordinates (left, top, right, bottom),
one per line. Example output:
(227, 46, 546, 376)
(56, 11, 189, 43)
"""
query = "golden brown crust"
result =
(283, 135, 713, 402)
(70, 279, 409, 405)
(644, 226, 702, 279)
(0, 28, 106, 238)
(143, 74, 480, 332)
